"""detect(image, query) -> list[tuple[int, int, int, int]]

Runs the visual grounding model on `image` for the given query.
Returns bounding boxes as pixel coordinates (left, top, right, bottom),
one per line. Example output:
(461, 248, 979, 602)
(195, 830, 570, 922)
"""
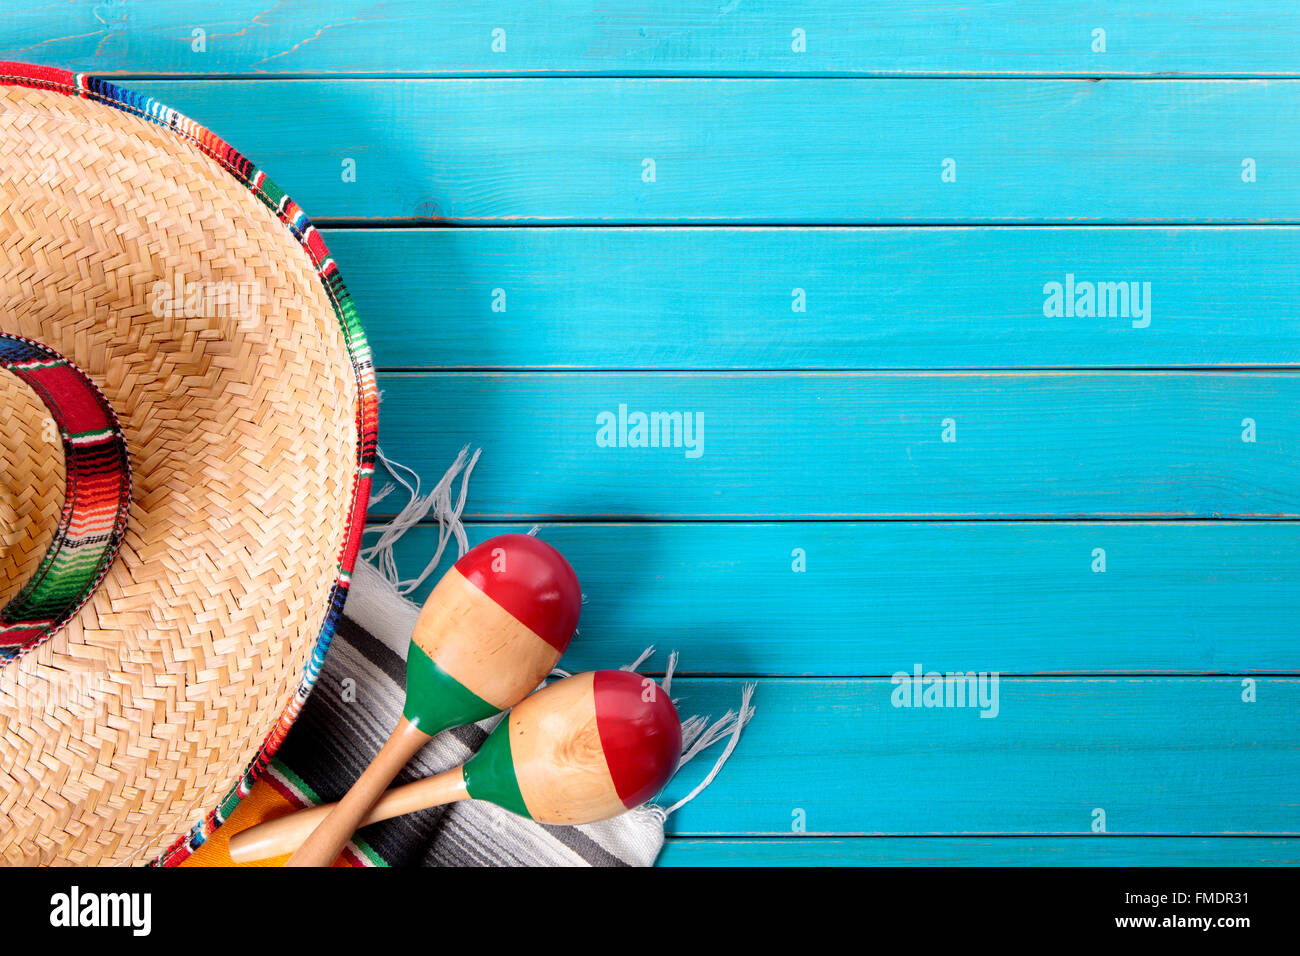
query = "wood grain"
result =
(657, 678, 1300, 836)
(124, 78, 1300, 223)
(372, 371, 1300, 519)
(327, 226, 1300, 370)
(380, 522, 1300, 676)
(508, 672, 626, 824)
(9, 3, 1300, 77)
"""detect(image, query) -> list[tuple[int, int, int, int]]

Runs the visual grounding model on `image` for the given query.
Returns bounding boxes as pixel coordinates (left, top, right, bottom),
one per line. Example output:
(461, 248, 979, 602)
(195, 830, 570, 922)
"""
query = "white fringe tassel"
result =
(620, 645, 657, 673)
(660, 682, 756, 817)
(362, 445, 480, 594)
(661, 650, 679, 695)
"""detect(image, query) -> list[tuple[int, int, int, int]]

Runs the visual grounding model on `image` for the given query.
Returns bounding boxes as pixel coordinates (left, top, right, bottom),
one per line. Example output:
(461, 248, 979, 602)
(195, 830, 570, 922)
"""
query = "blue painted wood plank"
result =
(8, 3, 1300, 77)
(657, 837, 1300, 866)
(374, 522, 1300, 675)
(325, 226, 1300, 369)
(126, 79, 1300, 223)
(657, 678, 1300, 835)
(373, 371, 1300, 519)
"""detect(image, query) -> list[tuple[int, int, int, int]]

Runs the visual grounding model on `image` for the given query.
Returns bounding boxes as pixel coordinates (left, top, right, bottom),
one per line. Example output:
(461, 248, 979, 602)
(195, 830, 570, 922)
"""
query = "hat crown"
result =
(0, 335, 130, 664)
(0, 370, 65, 609)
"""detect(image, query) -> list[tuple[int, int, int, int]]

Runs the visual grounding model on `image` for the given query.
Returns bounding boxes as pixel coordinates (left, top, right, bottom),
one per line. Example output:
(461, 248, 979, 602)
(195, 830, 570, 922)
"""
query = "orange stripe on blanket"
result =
(182, 778, 359, 868)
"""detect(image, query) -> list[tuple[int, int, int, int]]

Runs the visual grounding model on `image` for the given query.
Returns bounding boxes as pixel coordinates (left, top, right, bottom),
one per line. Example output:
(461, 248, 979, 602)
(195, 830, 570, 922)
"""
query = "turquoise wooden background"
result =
(10, 2, 1298, 866)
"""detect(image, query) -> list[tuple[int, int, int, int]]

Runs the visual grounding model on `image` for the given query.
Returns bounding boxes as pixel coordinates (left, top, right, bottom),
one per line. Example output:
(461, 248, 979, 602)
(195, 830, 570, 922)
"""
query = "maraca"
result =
(285, 533, 581, 866)
(231, 670, 681, 863)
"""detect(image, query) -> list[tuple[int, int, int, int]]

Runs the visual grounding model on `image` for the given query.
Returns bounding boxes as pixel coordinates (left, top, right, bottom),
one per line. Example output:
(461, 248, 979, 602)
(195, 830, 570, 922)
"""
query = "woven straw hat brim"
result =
(0, 63, 378, 866)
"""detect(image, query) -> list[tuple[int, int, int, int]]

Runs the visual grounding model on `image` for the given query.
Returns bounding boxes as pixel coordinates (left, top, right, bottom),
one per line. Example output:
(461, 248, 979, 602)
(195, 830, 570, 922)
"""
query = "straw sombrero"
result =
(0, 62, 378, 865)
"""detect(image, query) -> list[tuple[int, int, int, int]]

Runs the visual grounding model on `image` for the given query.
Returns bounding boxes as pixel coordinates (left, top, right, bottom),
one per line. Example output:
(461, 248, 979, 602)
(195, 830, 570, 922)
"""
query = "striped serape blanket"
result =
(184, 556, 752, 867)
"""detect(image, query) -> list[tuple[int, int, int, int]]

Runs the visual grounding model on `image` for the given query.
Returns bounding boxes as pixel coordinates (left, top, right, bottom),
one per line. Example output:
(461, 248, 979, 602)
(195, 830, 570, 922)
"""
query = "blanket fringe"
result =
(660, 682, 756, 817)
(362, 445, 480, 593)
(620, 645, 657, 673)
(661, 650, 679, 695)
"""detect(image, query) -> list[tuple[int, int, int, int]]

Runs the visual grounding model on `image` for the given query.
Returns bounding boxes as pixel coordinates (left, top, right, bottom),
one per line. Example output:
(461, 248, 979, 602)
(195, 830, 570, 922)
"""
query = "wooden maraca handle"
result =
(231, 765, 469, 863)
(285, 717, 431, 867)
